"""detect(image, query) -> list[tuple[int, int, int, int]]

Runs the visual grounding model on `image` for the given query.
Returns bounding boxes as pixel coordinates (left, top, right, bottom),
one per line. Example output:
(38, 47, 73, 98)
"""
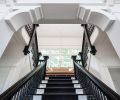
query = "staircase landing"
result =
(46, 67, 74, 76)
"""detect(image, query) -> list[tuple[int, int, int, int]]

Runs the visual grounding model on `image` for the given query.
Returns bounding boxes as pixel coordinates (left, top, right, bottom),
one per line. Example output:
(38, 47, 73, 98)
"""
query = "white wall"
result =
(0, 27, 33, 94)
(0, 67, 10, 94)
(0, 28, 27, 66)
(92, 28, 120, 67)
(1, 54, 33, 93)
(106, 20, 120, 59)
(109, 68, 120, 95)
(86, 26, 120, 92)
(88, 55, 116, 91)
(0, 19, 14, 58)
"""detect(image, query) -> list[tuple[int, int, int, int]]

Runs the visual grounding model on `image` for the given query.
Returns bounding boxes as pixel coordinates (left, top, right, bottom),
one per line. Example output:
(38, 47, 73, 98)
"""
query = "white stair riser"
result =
(39, 84, 46, 88)
(36, 89, 44, 94)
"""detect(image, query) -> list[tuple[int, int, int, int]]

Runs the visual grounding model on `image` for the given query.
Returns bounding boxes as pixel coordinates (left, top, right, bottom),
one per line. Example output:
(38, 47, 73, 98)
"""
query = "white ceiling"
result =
(42, 4, 79, 19)
(37, 24, 83, 49)
(37, 24, 83, 37)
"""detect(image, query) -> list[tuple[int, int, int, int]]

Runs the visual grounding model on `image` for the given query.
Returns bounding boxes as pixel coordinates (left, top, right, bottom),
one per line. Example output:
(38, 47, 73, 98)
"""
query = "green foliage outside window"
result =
(40, 48, 80, 68)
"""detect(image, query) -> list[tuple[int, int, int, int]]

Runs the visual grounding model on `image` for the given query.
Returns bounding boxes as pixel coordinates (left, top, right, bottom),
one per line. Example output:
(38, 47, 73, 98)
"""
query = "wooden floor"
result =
(46, 67, 74, 76)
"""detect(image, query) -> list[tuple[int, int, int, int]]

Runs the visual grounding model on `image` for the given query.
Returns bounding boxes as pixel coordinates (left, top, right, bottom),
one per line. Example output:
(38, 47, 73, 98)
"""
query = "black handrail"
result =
(0, 58, 48, 100)
(73, 60, 120, 100)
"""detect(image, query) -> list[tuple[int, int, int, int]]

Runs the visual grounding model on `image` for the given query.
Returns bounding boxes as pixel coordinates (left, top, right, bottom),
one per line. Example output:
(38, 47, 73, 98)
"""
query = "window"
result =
(40, 48, 80, 68)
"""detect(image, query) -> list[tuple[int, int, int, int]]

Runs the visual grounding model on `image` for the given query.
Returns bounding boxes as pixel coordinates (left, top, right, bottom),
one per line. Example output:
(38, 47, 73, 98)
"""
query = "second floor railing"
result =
(79, 24, 96, 68)
(24, 24, 40, 67)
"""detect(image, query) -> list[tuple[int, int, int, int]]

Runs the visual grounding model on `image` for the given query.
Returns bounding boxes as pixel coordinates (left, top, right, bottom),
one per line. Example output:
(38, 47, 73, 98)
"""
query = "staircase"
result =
(31, 75, 95, 100)
(0, 61, 120, 100)
(0, 23, 120, 100)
